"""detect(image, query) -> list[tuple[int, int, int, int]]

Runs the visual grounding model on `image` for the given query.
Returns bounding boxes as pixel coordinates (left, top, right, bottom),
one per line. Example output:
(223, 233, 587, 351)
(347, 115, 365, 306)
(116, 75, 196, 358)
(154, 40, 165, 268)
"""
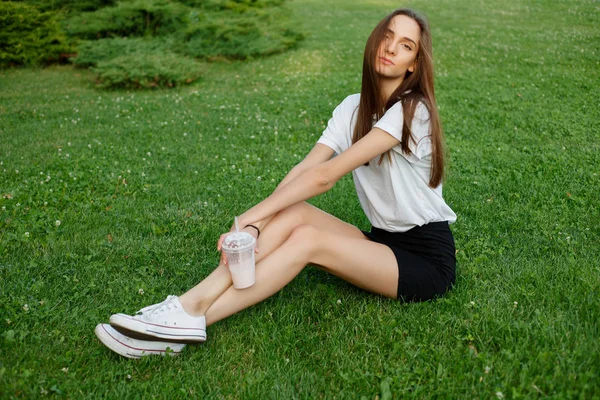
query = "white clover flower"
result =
(485, 366, 491, 374)
(23, 304, 29, 311)
(138, 288, 144, 295)
(62, 367, 69, 373)
(496, 392, 504, 399)
(336, 299, 342, 305)
(55, 220, 61, 227)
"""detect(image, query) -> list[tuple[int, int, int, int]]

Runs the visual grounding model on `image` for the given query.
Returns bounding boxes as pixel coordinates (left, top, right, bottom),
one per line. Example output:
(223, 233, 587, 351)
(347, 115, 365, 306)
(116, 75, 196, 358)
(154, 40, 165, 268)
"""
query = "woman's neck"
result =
(380, 77, 404, 104)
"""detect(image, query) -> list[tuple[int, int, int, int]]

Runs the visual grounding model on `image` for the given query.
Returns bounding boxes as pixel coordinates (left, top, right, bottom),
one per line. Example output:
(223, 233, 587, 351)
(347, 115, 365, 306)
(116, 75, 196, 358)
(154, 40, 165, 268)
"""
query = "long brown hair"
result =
(353, 8, 444, 188)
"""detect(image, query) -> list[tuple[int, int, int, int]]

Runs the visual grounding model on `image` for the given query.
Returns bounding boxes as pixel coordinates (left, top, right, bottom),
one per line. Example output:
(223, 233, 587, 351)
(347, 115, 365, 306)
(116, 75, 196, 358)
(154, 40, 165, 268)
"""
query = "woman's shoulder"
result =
(330, 93, 360, 120)
(344, 93, 361, 103)
(386, 96, 430, 119)
(337, 93, 360, 109)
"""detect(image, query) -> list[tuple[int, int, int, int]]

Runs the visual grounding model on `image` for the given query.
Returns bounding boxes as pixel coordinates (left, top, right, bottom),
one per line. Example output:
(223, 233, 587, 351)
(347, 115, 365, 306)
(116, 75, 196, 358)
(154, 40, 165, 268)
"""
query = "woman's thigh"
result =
(256, 202, 366, 262)
(288, 225, 399, 298)
(276, 202, 366, 238)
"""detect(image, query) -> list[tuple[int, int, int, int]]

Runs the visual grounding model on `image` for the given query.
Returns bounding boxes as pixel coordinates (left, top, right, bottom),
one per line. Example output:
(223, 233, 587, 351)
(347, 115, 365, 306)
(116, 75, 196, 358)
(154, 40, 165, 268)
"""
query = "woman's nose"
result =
(386, 42, 396, 55)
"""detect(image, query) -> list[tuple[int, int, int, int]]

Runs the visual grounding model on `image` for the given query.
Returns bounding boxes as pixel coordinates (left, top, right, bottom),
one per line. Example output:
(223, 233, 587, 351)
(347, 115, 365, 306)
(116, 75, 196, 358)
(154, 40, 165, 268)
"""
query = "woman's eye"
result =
(402, 44, 412, 50)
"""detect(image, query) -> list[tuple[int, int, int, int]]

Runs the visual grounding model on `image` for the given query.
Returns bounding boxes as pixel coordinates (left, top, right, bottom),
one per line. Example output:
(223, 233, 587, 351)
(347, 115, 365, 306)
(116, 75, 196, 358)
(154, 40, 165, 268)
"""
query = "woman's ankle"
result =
(178, 294, 208, 317)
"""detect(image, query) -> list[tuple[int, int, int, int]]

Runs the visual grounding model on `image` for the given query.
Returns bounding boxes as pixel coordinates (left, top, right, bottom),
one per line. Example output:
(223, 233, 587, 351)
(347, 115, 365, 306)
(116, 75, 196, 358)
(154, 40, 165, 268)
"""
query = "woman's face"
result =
(375, 15, 420, 83)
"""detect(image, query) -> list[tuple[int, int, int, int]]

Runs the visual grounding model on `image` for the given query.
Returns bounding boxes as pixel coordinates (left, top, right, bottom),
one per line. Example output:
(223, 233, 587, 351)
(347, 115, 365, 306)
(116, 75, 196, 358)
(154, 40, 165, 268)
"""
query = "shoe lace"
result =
(135, 295, 179, 318)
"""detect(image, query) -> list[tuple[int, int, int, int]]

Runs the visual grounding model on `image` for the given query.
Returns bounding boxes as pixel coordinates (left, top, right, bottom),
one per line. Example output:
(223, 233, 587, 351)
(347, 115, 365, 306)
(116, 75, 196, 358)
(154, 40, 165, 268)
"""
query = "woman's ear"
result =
(408, 62, 416, 73)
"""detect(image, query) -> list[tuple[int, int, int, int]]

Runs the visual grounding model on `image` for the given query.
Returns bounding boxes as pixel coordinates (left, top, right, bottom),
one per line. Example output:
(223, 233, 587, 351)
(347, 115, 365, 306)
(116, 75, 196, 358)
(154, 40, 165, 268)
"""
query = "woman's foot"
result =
(95, 324, 186, 359)
(109, 295, 207, 343)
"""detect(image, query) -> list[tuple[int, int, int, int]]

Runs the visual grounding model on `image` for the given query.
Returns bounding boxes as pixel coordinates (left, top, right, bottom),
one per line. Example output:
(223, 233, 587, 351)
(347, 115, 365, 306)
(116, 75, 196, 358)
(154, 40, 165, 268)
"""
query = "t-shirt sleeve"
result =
(373, 101, 432, 163)
(317, 96, 354, 154)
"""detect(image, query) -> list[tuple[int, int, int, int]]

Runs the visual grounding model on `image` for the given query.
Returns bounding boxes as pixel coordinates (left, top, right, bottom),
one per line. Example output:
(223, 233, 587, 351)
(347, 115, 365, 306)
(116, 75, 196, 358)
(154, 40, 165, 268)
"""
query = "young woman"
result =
(95, 8, 457, 358)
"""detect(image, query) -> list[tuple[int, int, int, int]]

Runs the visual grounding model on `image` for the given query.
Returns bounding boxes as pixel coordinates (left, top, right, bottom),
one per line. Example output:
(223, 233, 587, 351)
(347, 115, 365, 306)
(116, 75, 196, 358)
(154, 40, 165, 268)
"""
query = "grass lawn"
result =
(1, 0, 599, 398)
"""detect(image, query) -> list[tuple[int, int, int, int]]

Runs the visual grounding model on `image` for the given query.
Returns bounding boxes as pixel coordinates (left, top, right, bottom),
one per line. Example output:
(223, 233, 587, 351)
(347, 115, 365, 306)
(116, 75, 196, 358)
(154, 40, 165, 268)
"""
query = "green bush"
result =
(184, 8, 303, 59)
(15, 0, 116, 12)
(92, 52, 202, 88)
(63, 0, 190, 39)
(73, 36, 180, 67)
(180, 0, 284, 12)
(0, 2, 74, 67)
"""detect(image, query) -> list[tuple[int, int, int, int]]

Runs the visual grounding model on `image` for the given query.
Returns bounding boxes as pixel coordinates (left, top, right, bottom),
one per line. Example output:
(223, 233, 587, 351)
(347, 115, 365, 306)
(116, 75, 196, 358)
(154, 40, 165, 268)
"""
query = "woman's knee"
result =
(285, 224, 320, 259)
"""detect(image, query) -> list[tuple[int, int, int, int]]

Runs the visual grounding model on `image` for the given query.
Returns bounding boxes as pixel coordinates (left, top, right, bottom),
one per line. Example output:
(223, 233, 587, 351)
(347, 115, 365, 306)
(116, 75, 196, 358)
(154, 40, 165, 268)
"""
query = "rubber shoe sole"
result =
(109, 313, 207, 344)
(95, 324, 185, 359)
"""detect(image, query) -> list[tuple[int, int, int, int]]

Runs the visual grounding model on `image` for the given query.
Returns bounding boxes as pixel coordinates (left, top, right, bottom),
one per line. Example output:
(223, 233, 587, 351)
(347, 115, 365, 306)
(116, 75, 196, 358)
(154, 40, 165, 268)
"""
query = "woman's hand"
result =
(217, 225, 260, 266)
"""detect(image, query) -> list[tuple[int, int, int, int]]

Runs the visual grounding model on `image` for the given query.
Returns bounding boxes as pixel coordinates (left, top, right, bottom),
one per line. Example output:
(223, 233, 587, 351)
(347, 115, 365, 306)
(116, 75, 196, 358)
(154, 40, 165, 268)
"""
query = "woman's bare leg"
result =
(178, 202, 366, 315)
(204, 224, 398, 326)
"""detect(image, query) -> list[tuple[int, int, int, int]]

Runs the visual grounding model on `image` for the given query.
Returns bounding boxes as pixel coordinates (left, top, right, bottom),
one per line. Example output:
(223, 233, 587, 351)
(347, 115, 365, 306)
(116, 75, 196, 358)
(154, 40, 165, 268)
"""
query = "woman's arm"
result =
(240, 143, 335, 232)
(239, 128, 400, 227)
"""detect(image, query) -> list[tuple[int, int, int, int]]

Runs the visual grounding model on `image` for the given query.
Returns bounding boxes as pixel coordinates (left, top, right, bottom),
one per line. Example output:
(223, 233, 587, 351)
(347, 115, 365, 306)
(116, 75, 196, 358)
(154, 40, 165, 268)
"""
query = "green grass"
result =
(1, 0, 599, 398)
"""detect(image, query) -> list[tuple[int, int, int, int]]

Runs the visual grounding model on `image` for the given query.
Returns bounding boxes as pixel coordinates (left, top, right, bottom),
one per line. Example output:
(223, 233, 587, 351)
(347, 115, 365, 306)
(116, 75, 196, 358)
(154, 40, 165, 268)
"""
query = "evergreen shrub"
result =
(63, 0, 190, 39)
(180, 0, 284, 12)
(15, 0, 116, 12)
(93, 52, 202, 89)
(0, 2, 74, 67)
(185, 9, 304, 59)
(73, 37, 179, 67)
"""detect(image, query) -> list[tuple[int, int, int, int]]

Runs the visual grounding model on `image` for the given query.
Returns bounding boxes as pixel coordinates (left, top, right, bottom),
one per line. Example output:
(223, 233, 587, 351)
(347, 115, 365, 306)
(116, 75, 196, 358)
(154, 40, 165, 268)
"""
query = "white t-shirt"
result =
(317, 94, 456, 232)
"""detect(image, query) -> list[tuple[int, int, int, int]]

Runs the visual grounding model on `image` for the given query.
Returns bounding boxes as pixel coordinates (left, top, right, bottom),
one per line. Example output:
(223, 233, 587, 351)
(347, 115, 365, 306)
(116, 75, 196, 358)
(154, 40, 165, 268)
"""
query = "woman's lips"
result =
(379, 57, 394, 65)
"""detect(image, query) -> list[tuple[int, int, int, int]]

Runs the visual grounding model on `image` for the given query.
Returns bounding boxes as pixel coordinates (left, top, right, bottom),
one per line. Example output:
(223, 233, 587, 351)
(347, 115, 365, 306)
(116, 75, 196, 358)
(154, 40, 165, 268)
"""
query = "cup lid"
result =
(222, 231, 255, 251)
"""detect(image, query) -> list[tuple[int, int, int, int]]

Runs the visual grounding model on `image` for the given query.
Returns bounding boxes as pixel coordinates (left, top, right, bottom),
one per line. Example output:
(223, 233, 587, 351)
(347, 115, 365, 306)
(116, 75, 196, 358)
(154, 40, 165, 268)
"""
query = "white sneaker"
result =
(109, 295, 207, 343)
(95, 323, 185, 359)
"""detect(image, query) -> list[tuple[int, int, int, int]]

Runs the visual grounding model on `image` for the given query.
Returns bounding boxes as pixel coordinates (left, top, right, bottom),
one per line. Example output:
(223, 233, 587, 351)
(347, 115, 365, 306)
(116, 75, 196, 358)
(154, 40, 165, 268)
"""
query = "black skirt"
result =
(362, 222, 456, 302)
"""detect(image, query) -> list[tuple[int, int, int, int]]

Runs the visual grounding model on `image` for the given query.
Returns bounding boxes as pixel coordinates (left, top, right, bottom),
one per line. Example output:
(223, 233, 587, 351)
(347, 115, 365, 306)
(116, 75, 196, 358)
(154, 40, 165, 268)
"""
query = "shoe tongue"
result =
(137, 295, 177, 314)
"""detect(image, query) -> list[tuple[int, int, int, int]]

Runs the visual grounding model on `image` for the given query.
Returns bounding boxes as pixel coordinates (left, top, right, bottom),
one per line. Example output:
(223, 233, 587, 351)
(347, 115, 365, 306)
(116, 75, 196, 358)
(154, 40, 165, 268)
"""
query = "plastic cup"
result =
(222, 231, 256, 289)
